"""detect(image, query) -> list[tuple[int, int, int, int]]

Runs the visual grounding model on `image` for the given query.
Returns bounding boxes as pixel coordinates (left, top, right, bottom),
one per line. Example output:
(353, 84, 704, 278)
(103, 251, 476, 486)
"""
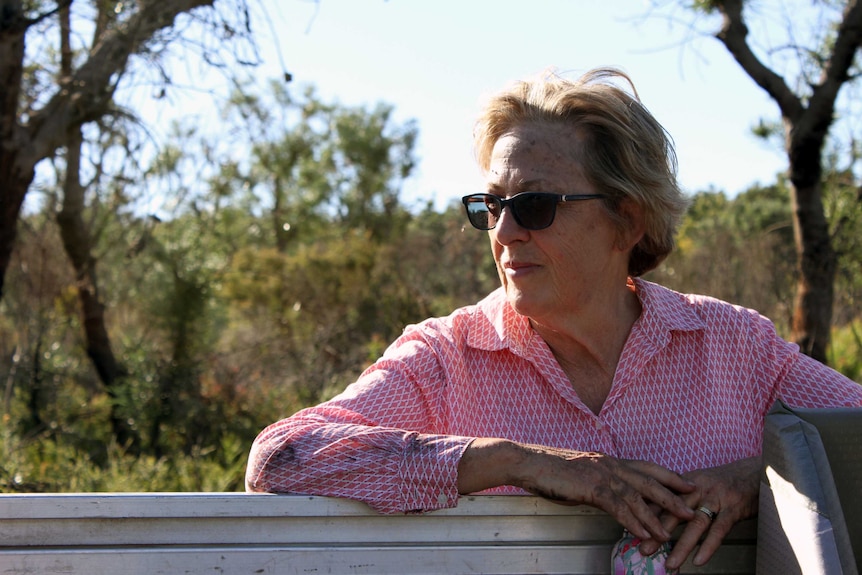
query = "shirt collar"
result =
(631, 277, 706, 333)
(468, 288, 531, 353)
(466, 279, 705, 353)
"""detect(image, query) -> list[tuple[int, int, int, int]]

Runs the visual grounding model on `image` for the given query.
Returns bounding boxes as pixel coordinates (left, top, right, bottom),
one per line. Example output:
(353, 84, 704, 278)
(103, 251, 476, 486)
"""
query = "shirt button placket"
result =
(593, 417, 615, 453)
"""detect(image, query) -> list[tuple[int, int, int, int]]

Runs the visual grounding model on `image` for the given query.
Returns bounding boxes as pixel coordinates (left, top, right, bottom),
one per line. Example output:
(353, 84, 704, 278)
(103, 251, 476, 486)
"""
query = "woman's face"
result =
(486, 122, 639, 322)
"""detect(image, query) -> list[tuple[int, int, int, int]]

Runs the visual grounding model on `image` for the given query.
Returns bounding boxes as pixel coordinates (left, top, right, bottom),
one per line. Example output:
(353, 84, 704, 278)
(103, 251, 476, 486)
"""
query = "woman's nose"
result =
(491, 205, 529, 245)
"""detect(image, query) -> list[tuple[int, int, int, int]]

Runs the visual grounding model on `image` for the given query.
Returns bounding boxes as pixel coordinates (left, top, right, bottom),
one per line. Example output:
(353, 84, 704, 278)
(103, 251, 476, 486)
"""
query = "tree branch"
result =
(19, 0, 216, 172)
(801, 0, 862, 141)
(26, 0, 74, 27)
(713, 0, 804, 121)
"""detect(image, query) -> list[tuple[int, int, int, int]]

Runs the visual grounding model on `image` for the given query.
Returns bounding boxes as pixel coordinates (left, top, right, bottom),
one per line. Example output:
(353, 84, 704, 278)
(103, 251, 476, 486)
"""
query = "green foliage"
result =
(830, 320, 862, 383)
(219, 206, 497, 405)
(689, 0, 721, 14)
(650, 173, 862, 371)
(216, 81, 419, 250)
(1, 431, 248, 493)
(650, 182, 798, 333)
(4, 177, 861, 493)
(0, 72, 501, 492)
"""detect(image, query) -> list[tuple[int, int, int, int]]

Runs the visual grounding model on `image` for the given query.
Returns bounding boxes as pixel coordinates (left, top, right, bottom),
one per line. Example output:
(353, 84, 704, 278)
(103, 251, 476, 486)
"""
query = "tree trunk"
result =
(57, 125, 138, 449)
(55, 2, 138, 449)
(0, 2, 30, 302)
(782, 66, 842, 364)
(273, 174, 290, 252)
(0, 0, 217, 303)
(0, 170, 32, 301)
(788, 179, 836, 362)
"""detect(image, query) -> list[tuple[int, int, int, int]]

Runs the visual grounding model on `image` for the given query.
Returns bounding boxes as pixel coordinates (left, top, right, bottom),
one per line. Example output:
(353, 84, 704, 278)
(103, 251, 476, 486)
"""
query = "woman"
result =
(246, 68, 862, 571)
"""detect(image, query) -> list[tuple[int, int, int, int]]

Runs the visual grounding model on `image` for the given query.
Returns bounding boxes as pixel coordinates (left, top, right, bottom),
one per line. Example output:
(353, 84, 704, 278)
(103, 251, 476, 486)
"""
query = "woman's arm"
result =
(245, 331, 473, 514)
(246, 403, 473, 514)
(458, 438, 697, 542)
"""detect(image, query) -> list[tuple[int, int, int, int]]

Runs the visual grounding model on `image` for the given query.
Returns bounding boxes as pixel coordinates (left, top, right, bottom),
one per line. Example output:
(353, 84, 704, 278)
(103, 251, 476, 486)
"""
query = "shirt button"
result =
(595, 419, 603, 430)
(437, 494, 448, 506)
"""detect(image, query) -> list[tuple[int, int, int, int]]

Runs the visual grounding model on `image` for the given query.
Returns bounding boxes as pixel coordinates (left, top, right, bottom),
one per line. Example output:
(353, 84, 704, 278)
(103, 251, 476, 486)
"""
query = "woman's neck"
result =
(530, 280, 641, 413)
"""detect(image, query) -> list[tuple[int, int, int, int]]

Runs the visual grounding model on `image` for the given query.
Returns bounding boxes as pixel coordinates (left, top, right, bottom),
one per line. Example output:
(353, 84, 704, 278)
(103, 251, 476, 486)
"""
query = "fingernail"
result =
(639, 543, 657, 556)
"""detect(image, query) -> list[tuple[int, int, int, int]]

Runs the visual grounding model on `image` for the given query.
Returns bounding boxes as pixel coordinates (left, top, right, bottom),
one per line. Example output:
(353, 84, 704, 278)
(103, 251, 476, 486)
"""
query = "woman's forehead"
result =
(492, 123, 584, 159)
(487, 125, 587, 186)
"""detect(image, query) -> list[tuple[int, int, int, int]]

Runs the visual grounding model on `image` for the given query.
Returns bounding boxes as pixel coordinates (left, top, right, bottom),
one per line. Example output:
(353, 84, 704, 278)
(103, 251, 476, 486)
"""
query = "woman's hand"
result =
(458, 439, 696, 542)
(639, 456, 761, 570)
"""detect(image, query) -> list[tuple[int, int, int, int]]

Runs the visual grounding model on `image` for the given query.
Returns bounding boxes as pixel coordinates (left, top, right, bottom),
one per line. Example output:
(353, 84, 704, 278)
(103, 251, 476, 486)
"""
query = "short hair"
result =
(473, 67, 689, 276)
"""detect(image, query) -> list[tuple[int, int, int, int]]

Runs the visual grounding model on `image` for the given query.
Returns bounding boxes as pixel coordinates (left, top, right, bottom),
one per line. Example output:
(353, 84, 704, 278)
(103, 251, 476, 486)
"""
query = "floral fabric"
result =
(612, 532, 677, 575)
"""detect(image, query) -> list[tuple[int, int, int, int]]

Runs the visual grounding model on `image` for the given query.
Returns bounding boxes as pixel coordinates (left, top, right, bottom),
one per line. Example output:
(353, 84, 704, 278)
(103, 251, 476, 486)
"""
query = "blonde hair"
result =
(473, 67, 689, 276)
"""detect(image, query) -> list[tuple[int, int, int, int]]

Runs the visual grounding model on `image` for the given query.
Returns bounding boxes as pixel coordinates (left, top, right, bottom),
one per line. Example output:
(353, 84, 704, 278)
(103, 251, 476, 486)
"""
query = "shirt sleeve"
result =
(774, 346, 862, 408)
(743, 308, 862, 409)
(245, 326, 475, 514)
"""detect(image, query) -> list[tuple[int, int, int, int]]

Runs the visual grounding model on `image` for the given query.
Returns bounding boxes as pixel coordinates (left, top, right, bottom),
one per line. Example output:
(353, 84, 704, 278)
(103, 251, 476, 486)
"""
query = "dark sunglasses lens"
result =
(513, 194, 556, 229)
(464, 196, 498, 229)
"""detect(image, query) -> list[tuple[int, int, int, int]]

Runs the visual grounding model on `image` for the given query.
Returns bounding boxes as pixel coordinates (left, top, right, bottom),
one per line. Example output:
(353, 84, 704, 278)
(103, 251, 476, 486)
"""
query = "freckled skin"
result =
(485, 123, 637, 336)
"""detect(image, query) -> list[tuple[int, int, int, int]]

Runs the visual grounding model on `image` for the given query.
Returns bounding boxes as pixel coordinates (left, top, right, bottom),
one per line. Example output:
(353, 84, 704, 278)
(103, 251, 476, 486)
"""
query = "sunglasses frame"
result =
(461, 192, 607, 231)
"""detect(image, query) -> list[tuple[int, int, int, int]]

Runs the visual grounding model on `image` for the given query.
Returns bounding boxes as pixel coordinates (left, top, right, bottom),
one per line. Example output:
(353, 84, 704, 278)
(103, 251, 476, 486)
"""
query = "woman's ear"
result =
(615, 199, 646, 252)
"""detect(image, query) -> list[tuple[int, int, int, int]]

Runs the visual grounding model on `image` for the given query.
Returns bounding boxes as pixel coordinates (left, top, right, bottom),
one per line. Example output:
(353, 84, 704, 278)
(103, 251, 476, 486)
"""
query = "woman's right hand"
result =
(458, 438, 696, 542)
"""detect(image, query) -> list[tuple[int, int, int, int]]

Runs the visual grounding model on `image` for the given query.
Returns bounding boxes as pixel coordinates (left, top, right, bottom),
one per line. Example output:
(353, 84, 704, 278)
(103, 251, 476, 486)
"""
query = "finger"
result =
(630, 473, 696, 522)
(639, 504, 690, 554)
(618, 482, 676, 546)
(622, 461, 697, 523)
(622, 490, 673, 541)
(576, 456, 690, 540)
(664, 507, 714, 570)
(638, 512, 682, 556)
(610, 502, 654, 541)
(628, 460, 697, 494)
(649, 485, 703, 553)
(693, 514, 734, 566)
(590, 483, 661, 541)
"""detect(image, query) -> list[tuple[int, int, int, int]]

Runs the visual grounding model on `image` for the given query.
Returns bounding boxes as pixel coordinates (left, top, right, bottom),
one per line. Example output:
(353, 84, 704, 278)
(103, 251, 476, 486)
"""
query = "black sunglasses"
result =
(461, 192, 606, 231)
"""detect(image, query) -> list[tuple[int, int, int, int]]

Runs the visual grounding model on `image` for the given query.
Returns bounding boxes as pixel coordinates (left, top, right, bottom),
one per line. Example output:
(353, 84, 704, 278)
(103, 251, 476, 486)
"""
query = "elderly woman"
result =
(246, 68, 862, 571)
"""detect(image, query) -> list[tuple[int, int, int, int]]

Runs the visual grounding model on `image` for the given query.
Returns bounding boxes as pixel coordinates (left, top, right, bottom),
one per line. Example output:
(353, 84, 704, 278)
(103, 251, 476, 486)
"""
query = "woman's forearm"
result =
(456, 437, 524, 494)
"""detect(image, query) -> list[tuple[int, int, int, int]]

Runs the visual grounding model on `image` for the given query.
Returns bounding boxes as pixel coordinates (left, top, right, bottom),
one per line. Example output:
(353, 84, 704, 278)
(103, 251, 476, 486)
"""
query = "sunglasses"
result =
(461, 192, 606, 231)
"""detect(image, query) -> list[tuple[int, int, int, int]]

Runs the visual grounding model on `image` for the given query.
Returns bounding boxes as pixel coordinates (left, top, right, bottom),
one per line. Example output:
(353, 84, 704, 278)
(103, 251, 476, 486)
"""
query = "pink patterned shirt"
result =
(245, 279, 862, 514)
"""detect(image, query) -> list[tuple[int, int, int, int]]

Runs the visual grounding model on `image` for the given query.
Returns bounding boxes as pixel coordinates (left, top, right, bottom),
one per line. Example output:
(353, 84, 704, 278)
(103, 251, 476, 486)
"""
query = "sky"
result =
(162, 0, 789, 212)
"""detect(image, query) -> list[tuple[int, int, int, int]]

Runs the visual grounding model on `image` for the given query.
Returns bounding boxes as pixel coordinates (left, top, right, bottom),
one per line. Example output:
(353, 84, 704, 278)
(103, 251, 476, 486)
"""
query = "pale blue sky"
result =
(166, 0, 789, 211)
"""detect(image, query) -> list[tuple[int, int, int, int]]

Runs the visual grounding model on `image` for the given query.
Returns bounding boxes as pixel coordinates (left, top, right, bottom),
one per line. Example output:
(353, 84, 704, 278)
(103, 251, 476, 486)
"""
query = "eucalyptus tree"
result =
(0, 0, 259, 447)
(1, 0, 257, 299)
(654, 0, 862, 362)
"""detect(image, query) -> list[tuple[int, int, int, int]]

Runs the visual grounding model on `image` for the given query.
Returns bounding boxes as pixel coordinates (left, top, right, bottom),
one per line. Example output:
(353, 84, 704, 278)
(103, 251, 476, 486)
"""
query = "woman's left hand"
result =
(638, 456, 761, 571)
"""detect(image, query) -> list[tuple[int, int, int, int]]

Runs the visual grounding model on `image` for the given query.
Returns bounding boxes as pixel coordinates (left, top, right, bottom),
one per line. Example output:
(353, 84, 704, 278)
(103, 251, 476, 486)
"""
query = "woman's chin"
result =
(504, 287, 548, 319)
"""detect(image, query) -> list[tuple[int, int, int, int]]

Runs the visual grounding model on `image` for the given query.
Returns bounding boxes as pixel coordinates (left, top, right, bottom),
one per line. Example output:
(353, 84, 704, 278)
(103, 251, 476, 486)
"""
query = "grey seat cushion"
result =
(757, 401, 861, 575)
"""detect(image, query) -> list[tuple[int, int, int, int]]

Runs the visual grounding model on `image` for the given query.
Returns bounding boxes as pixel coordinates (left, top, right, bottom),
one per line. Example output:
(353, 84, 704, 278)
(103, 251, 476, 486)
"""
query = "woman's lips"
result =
(503, 260, 539, 277)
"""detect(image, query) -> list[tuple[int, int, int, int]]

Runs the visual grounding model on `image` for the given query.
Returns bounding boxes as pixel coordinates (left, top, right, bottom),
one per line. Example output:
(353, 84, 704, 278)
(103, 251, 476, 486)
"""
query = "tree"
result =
(1, 0, 260, 448)
(659, 0, 862, 362)
(222, 81, 418, 248)
(54, 1, 132, 446)
(0, 0, 254, 302)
